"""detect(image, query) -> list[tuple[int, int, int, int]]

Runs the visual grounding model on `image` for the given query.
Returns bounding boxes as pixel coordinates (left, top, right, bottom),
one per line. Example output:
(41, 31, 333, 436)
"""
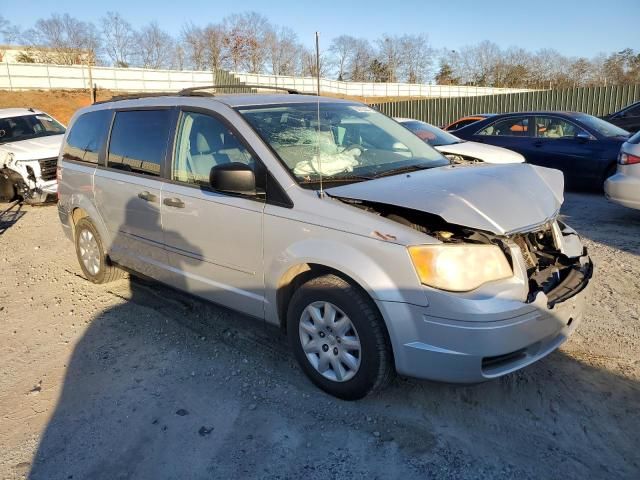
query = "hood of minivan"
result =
(0, 134, 64, 162)
(326, 163, 564, 235)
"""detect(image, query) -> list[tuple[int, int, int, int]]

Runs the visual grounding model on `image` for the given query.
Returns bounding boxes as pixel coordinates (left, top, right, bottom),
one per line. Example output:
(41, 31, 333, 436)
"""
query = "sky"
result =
(3, 0, 639, 58)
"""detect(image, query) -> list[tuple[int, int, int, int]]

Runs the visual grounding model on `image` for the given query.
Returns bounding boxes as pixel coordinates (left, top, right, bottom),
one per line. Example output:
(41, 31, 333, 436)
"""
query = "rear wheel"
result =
(74, 217, 124, 283)
(287, 274, 394, 400)
(602, 163, 617, 190)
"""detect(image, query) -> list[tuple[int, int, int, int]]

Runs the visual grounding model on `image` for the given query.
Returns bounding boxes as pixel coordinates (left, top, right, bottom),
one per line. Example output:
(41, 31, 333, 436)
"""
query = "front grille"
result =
(38, 157, 57, 181)
(482, 348, 528, 372)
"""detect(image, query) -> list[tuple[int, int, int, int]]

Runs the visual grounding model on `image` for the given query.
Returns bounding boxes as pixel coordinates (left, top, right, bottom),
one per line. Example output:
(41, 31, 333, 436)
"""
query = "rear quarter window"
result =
(628, 130, 640, 145)
(62, 110, 112, 164)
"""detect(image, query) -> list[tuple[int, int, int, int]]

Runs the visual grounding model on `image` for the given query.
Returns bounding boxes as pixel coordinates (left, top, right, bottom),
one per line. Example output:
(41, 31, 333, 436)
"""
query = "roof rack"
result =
(177, 84, 307, 95)
(93, 84, 312, 105)
(93, 92, 177, 104)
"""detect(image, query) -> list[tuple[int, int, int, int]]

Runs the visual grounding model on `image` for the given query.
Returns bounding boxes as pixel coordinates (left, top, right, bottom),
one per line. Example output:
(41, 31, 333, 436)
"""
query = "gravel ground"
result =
(1, 193, 639, 480)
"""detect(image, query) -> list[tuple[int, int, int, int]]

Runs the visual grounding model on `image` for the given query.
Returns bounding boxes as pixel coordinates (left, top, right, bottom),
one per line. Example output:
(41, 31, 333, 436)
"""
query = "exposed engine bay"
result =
(443, 153, 483, 165)
(340, 198, 592, 306)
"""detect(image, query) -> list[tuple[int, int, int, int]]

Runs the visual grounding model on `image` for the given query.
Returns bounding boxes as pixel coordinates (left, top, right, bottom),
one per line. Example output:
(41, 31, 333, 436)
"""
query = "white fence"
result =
(234, 73, 535, 98)
(0, 62, 221, 92)
(0, 62, 536, 98)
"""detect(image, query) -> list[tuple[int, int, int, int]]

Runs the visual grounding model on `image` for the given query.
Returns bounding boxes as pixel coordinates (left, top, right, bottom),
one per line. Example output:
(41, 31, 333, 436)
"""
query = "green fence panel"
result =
(372, 85, 640, 125)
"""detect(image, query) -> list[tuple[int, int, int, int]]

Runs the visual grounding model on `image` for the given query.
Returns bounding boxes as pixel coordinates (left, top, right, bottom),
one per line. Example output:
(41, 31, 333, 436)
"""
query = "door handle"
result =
(533, 141, 543, 147)
(163, 197, 185, 208)
(138, 191, 157, 202)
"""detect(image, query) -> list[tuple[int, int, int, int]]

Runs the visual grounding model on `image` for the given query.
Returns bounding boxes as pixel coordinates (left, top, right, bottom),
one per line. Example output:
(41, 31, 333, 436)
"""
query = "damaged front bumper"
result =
(1, 157, 58, 204)
(19, 180, 58, 204)
(378, 251, 593, 383)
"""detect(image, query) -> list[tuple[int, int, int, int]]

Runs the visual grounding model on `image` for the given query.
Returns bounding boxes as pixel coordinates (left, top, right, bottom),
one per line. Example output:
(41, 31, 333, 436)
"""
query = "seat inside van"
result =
(174, 114, 254, 185)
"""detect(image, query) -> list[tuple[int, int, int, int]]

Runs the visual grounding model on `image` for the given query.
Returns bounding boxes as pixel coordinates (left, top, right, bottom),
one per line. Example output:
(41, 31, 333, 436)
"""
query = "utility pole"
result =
(315, 32, 321, 96)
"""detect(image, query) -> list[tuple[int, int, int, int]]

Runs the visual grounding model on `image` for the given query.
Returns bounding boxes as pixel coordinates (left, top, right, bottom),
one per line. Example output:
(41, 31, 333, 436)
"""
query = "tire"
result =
(74, 217, 125, 283)
(602, 163, 617, 190)
(0, 175, 16, 203)
(287, 274, 394, 400)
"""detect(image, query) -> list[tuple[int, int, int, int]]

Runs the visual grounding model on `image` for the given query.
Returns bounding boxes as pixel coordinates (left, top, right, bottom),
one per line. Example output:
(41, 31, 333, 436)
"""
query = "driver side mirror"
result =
(575, 132, 591, 142)
(210, 162, 256, 195)
(391, 141, 410, 151)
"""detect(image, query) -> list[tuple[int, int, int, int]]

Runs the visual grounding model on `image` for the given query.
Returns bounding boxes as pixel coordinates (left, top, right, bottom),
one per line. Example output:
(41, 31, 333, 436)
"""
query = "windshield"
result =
(400, 120, 462, 147)
(0, 114, 65, 144)
(576, 114, 629, 138)
(238, 103, 449, 186)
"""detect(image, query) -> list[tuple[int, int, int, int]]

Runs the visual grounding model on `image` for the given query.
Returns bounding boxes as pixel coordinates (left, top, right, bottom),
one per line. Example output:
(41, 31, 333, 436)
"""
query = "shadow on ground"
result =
(561, 192, 640, 255)
(27, 274, 640, 480)
(0, 201, 25, 235)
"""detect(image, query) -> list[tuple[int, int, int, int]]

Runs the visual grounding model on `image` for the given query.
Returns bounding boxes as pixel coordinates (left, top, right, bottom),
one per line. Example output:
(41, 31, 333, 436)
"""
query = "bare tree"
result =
(0, 15, 20, 62)
(265, 26, 300, 76)
(222, 14, 246, 71)
(173, 43, 186, 70)
(136, 22, 174, 69)
(399, 34, 432, 83)
(491, 47, 531, 87)
(203, 23, 226, 71)
(24, 14, 100, 65)
(223, 12, 270, 73)
(181, 22, 206, 70)
(0, 15, 20, 43)
(602, 48, 640, 85)
(347, 38, 374, 82)
(101, 12, 135, 67)
(375, 35, 403, 82)
(245, 12, 270, 73)
(300, 47, 329, 78)
(330, 35, 358, 80)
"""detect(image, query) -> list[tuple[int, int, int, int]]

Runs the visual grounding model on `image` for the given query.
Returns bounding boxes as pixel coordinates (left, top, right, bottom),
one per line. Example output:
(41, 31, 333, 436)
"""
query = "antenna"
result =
(315, 31, 324, 198)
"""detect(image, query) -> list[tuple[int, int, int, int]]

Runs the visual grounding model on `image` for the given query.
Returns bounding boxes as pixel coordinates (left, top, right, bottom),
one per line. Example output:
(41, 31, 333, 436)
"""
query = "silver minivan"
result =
(57, 90, 593, 399)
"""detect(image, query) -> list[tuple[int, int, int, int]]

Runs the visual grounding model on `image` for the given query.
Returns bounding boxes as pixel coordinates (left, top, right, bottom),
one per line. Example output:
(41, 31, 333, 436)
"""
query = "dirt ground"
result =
(0, 89, 415, 125)
(0, 192, 639, 480)
(0, 90, 115, 125)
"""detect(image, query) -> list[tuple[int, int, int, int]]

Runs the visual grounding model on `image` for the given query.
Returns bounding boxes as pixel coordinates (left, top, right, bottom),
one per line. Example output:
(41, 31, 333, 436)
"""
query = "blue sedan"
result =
(453, 111, 630, 190)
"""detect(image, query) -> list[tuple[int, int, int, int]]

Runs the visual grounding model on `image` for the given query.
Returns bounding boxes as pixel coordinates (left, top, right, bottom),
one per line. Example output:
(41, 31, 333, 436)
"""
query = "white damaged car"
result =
(0, 108, 66, 204)
(396, 117, 524, 164)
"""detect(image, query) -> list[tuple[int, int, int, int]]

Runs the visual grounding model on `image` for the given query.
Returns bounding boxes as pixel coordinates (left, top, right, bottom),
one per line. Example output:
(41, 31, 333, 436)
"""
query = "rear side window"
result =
(453, 119, 477, 130)
(624, 103, 640, 117)
(477, 117, 529, 137)
(107, 110, 171, 177)
(63, 110, 111, 164)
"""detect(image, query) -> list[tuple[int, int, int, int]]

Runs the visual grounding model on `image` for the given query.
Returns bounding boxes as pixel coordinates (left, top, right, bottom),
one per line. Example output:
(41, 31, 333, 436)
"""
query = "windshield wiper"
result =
(371, 164, 431, 179)
(299, 174, 373, 185)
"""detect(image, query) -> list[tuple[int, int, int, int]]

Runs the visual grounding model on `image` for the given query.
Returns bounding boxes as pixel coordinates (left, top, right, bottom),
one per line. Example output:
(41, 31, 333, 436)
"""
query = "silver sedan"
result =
(605, 130, 640, 210)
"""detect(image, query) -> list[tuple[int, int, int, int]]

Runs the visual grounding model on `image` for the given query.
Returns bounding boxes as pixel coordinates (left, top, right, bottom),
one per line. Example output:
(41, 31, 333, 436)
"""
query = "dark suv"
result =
(602, 101, 640, 134)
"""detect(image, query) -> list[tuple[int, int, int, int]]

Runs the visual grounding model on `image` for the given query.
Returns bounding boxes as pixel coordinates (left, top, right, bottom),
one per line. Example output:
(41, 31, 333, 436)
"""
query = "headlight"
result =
(408, 244, 513, 292)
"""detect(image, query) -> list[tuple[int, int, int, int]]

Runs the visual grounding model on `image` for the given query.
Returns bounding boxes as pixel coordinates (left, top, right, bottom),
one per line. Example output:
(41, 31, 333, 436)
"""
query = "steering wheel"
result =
(342, 144, 364, 155)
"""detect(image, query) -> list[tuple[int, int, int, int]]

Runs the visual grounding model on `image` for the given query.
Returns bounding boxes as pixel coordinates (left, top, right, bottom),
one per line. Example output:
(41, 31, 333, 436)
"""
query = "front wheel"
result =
(0, 175, 16, 203)
(287, 274, 394, 400)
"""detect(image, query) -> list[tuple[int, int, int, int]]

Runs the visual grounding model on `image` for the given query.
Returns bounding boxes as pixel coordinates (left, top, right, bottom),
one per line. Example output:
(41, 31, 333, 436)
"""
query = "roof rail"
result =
(93, 84, 312, 105)
(178, 84, 308, 95)
(93, 92, 179, 105)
